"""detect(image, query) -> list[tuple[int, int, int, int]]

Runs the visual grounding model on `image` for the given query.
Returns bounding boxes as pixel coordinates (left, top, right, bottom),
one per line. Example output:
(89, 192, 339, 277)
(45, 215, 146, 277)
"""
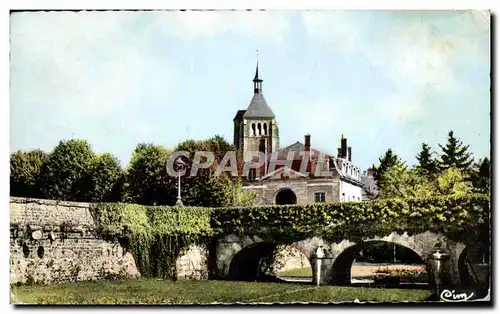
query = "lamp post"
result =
(174, 157, 186, 206)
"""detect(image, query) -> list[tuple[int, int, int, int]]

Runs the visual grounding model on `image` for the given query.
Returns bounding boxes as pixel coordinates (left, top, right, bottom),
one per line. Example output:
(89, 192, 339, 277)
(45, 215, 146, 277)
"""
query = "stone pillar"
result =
(311, 247, 334, 285)
(427, 243, 452, 300)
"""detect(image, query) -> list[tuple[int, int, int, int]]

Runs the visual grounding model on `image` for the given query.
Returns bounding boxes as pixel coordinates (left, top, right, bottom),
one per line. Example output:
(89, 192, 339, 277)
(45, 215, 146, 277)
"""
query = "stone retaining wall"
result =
(10, 197, 141, 285)
(10, 197, 209, 285)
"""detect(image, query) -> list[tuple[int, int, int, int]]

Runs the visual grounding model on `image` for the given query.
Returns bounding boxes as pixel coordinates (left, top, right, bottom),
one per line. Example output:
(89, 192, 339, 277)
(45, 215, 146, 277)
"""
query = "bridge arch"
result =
(227, 241, 312, 282)
(215, 234, 315, 280)
(458, 244, 490, 285)
(330, 240, 427, 285)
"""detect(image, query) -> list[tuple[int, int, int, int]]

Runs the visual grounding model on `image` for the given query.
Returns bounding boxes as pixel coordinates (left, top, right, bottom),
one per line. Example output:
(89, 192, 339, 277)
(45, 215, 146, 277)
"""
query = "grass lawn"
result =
(11, 278, 432, 304)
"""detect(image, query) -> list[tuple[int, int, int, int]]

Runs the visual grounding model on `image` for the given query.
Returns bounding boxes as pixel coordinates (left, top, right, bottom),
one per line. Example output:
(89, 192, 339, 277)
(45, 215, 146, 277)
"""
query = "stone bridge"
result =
(10, 197, 488, 287)
(215, 231, 482, 285)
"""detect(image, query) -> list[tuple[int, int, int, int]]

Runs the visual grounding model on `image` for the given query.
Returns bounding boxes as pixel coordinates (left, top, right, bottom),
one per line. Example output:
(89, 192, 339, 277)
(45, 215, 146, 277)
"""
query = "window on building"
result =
(257, 123, 262, 135)
(252, 123, 256, 136)
(315, 192, 326, 203)
(263, 123, 268, 135)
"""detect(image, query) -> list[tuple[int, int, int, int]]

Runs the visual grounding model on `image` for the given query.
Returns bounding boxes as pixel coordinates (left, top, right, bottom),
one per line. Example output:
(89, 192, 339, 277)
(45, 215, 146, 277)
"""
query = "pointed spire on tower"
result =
(254, 63, 260, 81)
(253, 50, 263, 94)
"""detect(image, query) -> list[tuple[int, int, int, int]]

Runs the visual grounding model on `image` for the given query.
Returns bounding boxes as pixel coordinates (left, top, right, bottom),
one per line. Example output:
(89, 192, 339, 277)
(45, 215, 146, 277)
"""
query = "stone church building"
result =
(233, 65, 364, 205)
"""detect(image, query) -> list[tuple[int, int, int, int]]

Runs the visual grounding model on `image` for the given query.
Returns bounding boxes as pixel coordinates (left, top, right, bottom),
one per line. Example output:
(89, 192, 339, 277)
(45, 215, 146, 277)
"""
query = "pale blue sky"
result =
(10, 10, 490, 170)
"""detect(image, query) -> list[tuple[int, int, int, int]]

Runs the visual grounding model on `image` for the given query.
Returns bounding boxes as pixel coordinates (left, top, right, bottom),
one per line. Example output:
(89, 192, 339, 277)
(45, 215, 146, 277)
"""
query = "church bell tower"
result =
(233, 62, 279, 168)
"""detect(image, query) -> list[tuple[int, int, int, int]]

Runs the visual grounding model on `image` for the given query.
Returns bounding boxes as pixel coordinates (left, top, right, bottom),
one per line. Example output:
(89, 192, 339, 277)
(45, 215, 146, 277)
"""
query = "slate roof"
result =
(278, 141, 328, 159)
(243, 93, 275, 119)
(248, 141, 335, 178)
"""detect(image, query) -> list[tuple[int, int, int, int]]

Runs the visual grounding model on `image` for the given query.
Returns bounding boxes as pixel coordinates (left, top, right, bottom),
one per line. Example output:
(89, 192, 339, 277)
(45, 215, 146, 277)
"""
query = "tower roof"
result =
(245, 62, 274, 118)
(253, 64, 262, 82)
(243, 93, 275, 118)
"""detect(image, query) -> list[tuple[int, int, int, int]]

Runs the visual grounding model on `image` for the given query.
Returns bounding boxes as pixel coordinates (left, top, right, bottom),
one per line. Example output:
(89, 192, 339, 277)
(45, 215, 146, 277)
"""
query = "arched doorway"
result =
(275, 188, 297, 205)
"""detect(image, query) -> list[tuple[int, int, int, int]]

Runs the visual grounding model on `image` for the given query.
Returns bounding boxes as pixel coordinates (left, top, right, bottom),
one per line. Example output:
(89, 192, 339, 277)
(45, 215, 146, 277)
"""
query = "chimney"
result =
(304, 134, 311, 152)
(341, 135, 347, 159)
(348, 147, 352, 162)
(368, 167, 375, 177)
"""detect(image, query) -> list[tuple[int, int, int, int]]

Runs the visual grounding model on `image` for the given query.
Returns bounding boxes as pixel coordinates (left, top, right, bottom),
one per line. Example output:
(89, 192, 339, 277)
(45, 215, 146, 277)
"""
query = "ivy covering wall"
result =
(90, 193, 490, 279)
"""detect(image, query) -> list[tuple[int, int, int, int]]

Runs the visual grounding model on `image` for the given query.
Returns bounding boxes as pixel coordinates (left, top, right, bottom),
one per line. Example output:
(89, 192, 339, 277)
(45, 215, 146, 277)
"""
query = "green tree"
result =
(378, 164, 473, 199)
(125, 136, 246, 207)
(10, 149, 48, 198)
(470, 157, 490, 194)
(175, 170, 234, 207)
(415, 143, 439, 177)
(204, 134, 235, 164)
(124, 143, 171, 205)
(176, 139, 205, 154)
(89, 153, 124, 202)
(438, 130, 474, 171)
(233, 179, 258, 206)
(372, 149, 404, 188)
(170, 135, 251, 207)
(378, 163, 433, 199)
(435, 167, 473, 196)
(39, 139, 96, 201)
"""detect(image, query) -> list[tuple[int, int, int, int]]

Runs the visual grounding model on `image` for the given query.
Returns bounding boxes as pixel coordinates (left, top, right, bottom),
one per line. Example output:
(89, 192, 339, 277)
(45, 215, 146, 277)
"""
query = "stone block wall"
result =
(10, 197, 213, 285)
(176, 244, 209, 280)
(10, 197, 141, 285)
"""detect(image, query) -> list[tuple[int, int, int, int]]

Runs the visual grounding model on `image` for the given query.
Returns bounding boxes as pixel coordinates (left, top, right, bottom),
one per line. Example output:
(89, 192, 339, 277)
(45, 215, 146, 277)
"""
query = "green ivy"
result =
(90, 203, 214, 279)
(211, 193, 490, 243)
(90, 193, 489, 279)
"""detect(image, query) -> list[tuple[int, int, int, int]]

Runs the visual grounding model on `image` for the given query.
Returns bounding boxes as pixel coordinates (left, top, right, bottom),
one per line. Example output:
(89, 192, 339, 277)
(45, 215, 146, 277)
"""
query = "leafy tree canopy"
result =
(38, 139, 96, 201)
(124, 143, 171, 205)
(10, 149, 48, 198)
(89, 153, 124, 202)
(379, 165, 473, 199)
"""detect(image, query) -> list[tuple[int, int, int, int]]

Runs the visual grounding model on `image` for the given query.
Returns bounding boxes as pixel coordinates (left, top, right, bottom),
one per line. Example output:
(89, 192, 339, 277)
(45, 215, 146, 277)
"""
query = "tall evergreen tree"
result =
(415, 143, 439, 177)
(438, 130, 474, 171)
(470, 157, 490, 194)
(372, 149, 404, 188)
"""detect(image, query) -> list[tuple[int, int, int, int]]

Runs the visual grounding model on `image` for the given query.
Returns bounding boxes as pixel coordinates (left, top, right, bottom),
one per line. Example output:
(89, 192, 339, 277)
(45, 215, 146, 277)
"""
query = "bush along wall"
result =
(90, 193, 490, 279)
